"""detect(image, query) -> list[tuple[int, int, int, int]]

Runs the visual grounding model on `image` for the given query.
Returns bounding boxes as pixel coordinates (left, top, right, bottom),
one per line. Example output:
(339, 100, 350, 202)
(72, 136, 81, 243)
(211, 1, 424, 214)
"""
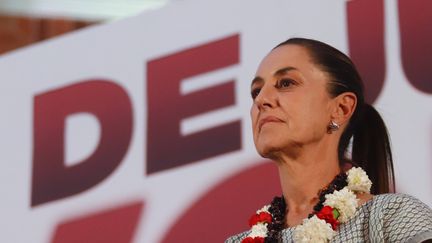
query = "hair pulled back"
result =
(275, 38, 394, 194)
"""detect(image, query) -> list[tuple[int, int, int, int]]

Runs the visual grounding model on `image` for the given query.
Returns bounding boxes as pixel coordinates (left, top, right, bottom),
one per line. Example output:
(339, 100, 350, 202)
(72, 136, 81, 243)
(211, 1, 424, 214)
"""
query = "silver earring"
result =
(328, 120, 340, 133)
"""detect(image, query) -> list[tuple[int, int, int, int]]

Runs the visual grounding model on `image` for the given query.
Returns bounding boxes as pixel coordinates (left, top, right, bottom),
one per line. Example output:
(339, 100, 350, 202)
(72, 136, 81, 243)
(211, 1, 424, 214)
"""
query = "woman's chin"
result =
(255, 143, 282, 159)
(255, 138, 301, 160)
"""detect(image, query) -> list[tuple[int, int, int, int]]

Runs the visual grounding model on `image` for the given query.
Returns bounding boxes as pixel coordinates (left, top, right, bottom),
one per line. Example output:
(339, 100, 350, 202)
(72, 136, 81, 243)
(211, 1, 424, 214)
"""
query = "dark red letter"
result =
(32, 80, 133, 206)
(162, 162, 280, 243)
(399, 0, 432, 94)
(146, 34, 241, 174)
(51, 201, 143, 243)
(347, 0, 386, 103)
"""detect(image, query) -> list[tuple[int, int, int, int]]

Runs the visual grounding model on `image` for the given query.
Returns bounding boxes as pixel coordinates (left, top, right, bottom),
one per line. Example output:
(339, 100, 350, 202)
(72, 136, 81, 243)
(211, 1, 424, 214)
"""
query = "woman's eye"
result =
(276, 78, 294, 88)
(251, 88, 261, 99)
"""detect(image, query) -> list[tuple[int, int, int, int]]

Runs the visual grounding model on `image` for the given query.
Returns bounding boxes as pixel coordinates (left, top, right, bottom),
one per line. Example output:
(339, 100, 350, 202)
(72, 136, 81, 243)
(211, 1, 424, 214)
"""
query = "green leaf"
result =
(332, 208, 340, 219)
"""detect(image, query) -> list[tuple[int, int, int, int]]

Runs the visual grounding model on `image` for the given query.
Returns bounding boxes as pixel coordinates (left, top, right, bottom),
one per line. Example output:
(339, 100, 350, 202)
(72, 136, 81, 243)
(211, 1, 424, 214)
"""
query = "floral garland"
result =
(242, 167, 372, 243)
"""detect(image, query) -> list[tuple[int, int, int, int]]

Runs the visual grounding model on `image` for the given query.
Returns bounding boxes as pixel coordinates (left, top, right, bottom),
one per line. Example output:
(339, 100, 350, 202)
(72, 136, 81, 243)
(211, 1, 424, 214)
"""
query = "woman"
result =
(226, 38, 432, 242)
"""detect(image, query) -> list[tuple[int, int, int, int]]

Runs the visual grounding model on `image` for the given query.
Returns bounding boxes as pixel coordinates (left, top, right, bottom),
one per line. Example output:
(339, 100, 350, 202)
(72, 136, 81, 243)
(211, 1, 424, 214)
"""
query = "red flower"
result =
(316, 206, 339, 230)
(242, 237, 254, 243)
(241, 237, 265, 243)
(248, 212, 272, 227)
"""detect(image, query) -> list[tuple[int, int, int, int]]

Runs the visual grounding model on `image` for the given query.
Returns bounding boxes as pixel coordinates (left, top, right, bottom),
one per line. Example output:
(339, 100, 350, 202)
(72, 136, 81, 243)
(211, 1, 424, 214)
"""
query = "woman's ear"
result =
(331, 92, 357, 126)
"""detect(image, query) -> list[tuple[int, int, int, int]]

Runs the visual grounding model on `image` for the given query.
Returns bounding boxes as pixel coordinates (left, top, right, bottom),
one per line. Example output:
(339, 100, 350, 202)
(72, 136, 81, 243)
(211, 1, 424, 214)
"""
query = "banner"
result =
(0, 0, 431, 242)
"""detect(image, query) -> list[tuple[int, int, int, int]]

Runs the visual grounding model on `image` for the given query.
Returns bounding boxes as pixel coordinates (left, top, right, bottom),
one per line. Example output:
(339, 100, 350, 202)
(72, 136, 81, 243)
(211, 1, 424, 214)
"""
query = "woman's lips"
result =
(258, 116, 283, 130)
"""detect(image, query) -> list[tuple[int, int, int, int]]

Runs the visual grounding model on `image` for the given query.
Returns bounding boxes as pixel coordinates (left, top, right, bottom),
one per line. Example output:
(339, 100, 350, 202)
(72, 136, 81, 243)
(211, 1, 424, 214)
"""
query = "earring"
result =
(327, 120, 340, 134)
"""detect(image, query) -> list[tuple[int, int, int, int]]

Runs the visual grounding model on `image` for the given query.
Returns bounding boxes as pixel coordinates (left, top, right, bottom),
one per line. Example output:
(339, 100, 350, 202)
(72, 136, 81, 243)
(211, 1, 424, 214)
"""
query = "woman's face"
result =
(250, 44, 335, 158)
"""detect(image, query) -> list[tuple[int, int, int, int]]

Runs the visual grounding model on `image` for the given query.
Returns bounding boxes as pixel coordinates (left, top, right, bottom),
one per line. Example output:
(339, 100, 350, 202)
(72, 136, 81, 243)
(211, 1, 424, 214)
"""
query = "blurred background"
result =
(0, 0, 170, 55)
(1, 1, 431, 242)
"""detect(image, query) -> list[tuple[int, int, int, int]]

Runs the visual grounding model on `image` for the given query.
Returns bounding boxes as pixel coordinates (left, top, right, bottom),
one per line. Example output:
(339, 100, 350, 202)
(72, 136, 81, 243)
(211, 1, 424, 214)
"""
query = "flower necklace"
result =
(242, 167, 372, 243)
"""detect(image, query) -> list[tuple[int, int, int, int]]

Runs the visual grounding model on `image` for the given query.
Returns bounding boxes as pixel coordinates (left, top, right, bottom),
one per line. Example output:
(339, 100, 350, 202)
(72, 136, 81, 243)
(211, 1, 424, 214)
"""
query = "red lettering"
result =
(32, 80, 133, 206)
(146, 34, 241, 174)
(399, 0, 432, 94)
(51, 201, 143, 243)
(347, 0, 386, 103)
(162, 162, 280, 242)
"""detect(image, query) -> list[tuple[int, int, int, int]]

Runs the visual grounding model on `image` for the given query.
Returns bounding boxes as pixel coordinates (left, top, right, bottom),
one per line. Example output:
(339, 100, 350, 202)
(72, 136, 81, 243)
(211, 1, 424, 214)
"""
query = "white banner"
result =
(0, 0, 431, 242)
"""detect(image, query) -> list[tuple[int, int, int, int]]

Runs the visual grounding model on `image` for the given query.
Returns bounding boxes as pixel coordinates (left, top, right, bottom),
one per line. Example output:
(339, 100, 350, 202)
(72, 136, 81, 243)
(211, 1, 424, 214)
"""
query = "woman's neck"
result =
(273, 143, 341, 226)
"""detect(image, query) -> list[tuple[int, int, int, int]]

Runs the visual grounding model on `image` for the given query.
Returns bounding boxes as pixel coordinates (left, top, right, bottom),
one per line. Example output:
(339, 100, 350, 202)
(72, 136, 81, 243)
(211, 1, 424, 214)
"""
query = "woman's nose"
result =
(254, 84, 277, 110)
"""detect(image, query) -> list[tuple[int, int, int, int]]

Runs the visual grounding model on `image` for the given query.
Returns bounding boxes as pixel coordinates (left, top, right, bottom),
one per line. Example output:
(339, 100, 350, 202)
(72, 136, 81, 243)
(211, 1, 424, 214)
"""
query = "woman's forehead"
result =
(256, 45, 313, 75)
(255, 45, 326, 82)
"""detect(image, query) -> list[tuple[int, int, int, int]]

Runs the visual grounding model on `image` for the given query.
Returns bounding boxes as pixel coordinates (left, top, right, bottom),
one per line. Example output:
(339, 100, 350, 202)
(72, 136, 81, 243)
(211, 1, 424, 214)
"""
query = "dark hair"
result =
(275, 38, 395, 194)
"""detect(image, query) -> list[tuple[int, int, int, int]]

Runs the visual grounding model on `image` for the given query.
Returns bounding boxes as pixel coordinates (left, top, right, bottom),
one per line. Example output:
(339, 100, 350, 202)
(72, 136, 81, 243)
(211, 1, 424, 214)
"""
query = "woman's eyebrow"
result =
(273, 66, 297, 77)
(251, 76, 264, 87)
(251, 67, 298, 87)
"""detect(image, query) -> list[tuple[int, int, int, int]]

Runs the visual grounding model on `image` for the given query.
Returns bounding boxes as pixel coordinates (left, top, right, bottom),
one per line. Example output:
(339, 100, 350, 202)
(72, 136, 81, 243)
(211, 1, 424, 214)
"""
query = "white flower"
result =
(249, 223, 268, 238)
(293, 215, 335, 243)
(256, 205, 270, 214)
(346, 167, 372, 193)
(324, 188, 359, 222)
